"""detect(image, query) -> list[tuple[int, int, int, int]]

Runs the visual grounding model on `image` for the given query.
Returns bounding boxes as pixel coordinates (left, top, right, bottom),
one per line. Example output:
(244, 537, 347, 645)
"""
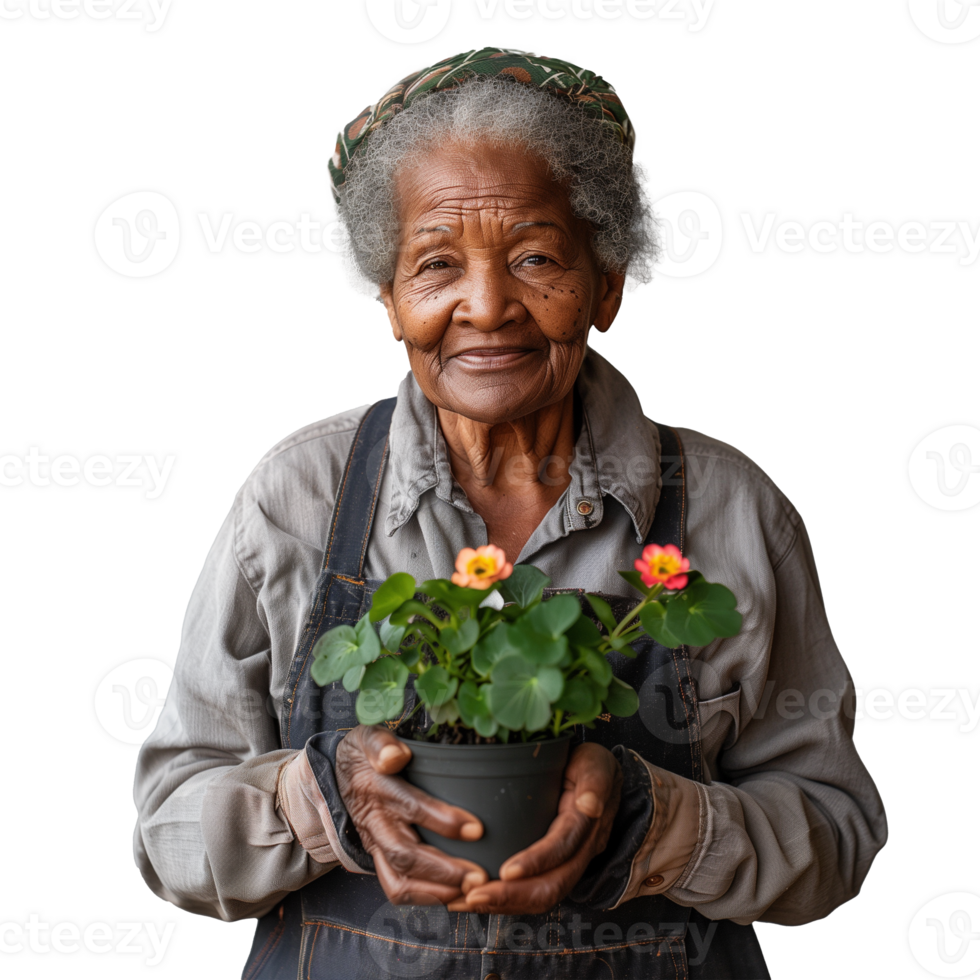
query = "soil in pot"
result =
(398, 734, 571, 879)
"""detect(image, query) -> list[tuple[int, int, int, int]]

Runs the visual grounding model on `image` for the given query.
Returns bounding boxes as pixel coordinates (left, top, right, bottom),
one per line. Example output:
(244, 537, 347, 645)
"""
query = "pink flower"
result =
(635, 543, 690, 590)
(451, 545, 514, 590)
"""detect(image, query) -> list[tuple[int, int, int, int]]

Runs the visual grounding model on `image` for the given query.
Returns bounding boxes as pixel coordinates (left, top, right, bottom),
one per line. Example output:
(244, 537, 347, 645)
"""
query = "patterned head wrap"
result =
(328, 46, 634, 203)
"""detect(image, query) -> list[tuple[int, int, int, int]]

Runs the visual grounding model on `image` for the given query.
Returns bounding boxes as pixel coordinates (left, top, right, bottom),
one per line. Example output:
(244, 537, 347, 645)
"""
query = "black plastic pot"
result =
(400, 735, 572, 879)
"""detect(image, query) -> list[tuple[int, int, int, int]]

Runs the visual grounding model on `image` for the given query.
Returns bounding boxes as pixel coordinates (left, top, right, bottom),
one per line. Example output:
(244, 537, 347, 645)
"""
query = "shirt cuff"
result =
(613, 758, 703, 907)
(275, 750, 344, 869)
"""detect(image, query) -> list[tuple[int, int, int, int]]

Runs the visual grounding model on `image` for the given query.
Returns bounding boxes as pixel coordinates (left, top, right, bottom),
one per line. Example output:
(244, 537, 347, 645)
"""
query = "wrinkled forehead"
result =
(392, 141, 578, 235)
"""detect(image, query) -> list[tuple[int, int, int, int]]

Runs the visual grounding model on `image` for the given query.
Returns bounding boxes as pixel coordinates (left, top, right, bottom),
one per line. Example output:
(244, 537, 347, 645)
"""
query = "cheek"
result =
(395, 284, 455, 350)
(528, 286, 592, 344)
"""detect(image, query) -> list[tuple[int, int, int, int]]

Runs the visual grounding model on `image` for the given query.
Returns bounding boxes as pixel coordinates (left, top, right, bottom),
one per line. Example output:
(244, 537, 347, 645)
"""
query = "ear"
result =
(379, 282, 403, 342)
(592, 270, 625, 333)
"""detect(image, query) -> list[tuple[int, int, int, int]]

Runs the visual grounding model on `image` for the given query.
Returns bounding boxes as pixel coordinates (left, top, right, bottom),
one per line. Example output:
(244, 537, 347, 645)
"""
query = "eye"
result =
(522, 255, 550, 267)
(423, 260, 450, 270)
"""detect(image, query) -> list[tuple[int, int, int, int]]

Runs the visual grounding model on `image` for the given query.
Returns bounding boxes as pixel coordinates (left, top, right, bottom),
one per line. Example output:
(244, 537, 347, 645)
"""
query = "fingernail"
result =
(466, 892, 490, 905)
(576, 791, 602, 818)
(500, 862, 524, 881)
(462, 871, 485, 892)
(378, 745, 406, 767)
(460, 821, 483, 841)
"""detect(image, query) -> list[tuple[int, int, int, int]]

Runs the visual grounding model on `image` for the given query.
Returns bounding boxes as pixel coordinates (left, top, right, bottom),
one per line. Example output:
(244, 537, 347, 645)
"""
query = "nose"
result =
(451, 263, 527, 333)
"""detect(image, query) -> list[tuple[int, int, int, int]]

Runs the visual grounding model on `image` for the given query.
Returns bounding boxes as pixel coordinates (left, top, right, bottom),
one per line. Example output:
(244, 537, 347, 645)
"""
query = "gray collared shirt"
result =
(133, 348, 886, 923)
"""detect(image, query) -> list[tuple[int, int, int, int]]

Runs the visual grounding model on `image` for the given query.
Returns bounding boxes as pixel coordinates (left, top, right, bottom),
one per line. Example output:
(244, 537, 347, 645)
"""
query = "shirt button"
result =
(484, 974, 502, 980)
(576, 499, 594, 515)
(644, 874, 665, 888)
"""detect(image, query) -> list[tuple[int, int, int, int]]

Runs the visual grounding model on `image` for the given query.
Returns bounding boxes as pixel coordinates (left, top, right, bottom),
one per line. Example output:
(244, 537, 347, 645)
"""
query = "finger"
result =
(498, 808, 591, 881)
(369, 773, 484, 842)
(563, 742, 620, 818)
(374, 849, 470, 906)
(359, 725, 414, 775)
(454, 859, 584, 915)
(366, 822, 490, 890)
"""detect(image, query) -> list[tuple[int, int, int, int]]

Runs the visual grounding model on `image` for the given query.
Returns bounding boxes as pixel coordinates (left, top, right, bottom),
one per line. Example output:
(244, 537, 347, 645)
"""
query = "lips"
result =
(452, 347, 538, 370)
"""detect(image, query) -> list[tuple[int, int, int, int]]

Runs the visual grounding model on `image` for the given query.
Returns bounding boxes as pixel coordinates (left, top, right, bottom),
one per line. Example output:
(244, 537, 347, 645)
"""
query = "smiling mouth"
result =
(452, 347, 538, 370)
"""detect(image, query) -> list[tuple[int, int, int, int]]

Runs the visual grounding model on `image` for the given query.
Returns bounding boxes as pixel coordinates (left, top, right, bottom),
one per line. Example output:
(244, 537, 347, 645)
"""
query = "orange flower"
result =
(451, 545, 513, 590)
(635, 543, 690, 590)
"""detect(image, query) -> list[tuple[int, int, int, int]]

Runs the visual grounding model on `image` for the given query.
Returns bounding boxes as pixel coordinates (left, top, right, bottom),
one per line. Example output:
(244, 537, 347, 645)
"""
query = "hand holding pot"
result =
(448, 742, 622, 915)
(335, 725, 490, 905)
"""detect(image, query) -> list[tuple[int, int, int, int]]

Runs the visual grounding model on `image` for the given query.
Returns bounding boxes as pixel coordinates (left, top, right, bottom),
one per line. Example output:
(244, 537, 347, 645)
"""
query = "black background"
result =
(0, 0, 980, 977)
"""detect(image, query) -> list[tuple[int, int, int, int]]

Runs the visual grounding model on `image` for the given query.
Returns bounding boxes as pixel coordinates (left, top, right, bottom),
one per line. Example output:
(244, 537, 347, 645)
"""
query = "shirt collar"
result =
(384, 347, 661, 542)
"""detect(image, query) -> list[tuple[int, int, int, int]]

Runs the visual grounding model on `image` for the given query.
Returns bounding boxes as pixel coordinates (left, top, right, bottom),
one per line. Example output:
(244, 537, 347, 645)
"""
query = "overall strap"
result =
(321, 397, 397, 578)
(644, 422, 686, 550)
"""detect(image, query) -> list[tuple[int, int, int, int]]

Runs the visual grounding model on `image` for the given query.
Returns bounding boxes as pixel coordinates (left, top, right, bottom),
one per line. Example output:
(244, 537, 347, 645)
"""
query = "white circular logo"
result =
(909, 425, 980, 511)
(364, 0, 452, 43)
(365, 901, 452, 976)
(653, 191, 723, 278)
(95, 658, 174, 744)
(910, 893, 980, 977)
(909, 0, 980, 43)
(95, 191, 180, 278)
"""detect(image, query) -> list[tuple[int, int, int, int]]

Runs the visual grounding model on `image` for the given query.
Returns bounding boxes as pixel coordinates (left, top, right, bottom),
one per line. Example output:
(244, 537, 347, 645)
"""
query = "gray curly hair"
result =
(336, 77, 658, 288)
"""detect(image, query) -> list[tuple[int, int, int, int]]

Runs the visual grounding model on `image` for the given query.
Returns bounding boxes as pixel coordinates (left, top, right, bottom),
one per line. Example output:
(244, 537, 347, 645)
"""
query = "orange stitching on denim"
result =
(243, 904, 285, 980)
(334, 573, 365, 586)
(300, 920, 676, 956)
(305, 922, 321, 980)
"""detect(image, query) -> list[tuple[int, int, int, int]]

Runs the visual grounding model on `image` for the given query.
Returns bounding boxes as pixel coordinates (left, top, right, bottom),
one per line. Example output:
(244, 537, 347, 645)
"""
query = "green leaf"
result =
(440, 617, 480, 655)
(420, 579, 491, 613)
(639, 601, 683, 649)
(342, 665, 366, 692)
(664, 580, 742, 647)
(608, 637, 637, 658)
(617, 569, 652, 596)
(428, 699, 461, 725)
(580, 648, 613, 687)
(526, 594, 581, 640)
(472, 621, 518, 676)
(472, 714, 499, 738)
(379, 620, 407, 652)
(354, 614, 381, 661)
(458, 680, 498, 737)
(415, 666, 458, 707)
(389, 599, 442, 628)
(486, 655, 564, 732)
(585, 594, 617, 633)
(311, 625, 369, 687)
(604, 676, 640, 717)
(508, 626, 568, 666)
(498, 564, 551, 608)
(566, 614, 604, 647)
(370, 573, 416, 622)
(399, 642, 422, 671)
(355, 657, 409, 725)
(554, 676, 603, 721)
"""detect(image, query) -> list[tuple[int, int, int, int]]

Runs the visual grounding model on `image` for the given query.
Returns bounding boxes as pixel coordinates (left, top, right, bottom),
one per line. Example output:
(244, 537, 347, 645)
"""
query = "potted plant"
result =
(310, 543, 741, 877)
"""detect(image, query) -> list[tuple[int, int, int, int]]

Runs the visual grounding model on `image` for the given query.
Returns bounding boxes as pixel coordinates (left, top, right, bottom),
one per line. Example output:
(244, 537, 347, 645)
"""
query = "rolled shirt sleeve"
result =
(616, 510, 887, 924)
(133, 503, 338, 921)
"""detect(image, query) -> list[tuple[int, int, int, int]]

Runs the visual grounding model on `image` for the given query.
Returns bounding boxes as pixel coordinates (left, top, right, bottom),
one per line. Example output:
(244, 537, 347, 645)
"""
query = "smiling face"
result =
(380, 141, 625, 425)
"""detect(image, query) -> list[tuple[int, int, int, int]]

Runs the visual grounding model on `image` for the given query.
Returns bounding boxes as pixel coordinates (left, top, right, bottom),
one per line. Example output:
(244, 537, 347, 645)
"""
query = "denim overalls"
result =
(242, 398, 770, 980)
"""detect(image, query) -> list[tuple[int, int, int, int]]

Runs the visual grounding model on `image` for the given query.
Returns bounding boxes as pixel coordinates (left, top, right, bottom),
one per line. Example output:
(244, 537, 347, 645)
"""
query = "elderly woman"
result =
(134, 49, 886, 979)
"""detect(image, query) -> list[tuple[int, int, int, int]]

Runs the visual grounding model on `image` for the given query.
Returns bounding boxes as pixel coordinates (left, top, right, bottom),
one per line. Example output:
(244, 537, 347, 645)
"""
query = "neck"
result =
(437, 390, 577, 494)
